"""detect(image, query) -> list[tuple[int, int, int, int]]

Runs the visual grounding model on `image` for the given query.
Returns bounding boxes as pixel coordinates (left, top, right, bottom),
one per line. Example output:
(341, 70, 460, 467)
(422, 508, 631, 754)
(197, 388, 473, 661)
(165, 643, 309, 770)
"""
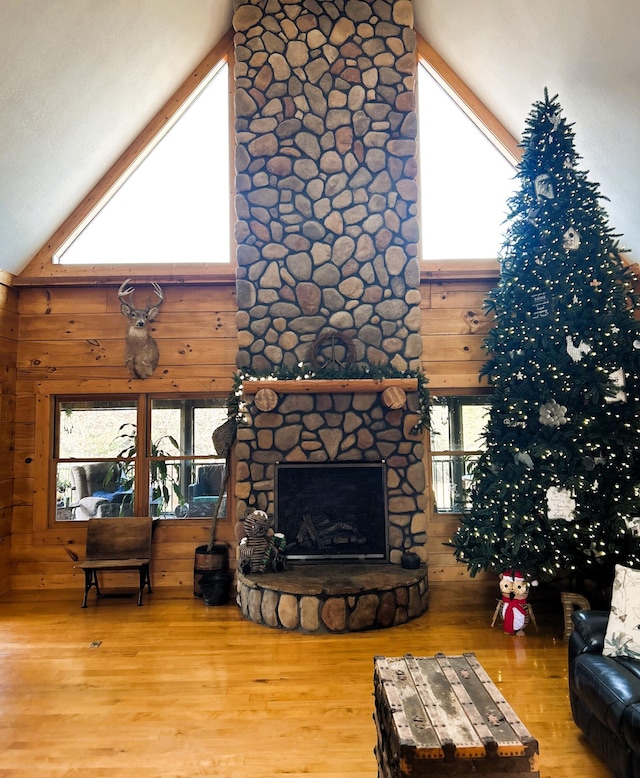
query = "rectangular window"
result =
(54, 396, 228, 522)
(430, 396, 490, 513)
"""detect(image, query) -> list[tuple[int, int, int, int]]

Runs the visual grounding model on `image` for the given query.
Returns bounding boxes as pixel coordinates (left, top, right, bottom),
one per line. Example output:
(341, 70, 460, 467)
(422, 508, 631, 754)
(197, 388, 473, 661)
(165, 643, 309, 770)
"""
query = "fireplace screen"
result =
(274, 462, 388, 562)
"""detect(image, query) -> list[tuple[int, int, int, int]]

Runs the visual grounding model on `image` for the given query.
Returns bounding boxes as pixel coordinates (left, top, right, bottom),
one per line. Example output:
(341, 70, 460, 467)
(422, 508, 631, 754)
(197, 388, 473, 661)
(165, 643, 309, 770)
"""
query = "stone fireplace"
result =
(232, 0, 428, 630)
(275, 461, 388, 562)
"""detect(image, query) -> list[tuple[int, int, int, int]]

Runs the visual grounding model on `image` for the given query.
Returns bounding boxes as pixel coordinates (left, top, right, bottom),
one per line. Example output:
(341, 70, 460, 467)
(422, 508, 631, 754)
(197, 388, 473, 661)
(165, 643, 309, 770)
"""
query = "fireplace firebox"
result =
(274, 462, 388, 563)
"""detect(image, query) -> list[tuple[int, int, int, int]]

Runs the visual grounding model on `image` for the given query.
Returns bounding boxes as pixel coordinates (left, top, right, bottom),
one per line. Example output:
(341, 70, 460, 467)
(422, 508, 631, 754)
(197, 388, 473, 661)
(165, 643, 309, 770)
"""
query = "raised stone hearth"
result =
(236, 563, 428, 633)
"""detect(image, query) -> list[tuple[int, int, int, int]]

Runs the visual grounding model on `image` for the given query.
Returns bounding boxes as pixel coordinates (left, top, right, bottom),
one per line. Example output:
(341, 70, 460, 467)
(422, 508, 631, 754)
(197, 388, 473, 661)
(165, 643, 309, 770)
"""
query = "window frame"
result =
(16, 30, 236, 286)
(416, 34, 519, 280)
(35, 383, 232, 528)
(428, 394, 492, 515)
(15, 31, 518, 286)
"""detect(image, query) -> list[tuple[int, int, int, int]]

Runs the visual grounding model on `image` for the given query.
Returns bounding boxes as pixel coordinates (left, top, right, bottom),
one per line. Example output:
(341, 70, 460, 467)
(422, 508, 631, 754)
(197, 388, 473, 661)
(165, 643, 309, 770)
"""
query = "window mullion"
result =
(136, 395, 150, 517)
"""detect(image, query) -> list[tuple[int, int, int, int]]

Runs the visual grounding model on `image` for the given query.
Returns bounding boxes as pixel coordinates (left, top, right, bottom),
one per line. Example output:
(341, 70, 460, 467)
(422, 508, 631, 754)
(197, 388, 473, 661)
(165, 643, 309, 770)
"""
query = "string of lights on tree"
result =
(450, 89, 640, 585)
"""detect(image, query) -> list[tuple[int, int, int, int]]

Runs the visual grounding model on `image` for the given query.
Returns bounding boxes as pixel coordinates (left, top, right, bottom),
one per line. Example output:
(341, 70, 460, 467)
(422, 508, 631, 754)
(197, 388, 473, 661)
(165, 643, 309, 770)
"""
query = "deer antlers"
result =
(118, 279, 164, 379)
(118, 278, 163, 312)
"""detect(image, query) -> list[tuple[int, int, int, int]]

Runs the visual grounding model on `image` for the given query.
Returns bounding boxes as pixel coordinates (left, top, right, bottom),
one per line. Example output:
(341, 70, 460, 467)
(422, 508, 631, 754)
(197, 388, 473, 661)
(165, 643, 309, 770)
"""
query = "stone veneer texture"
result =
(232, 0, 426, 562)
(234, 390, 427, 562)
(233, 0, 421, 373)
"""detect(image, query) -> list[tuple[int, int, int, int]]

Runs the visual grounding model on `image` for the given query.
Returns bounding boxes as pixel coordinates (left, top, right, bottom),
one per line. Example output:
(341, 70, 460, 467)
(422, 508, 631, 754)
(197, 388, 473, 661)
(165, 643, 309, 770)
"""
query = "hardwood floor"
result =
(0, 581, 611, 777)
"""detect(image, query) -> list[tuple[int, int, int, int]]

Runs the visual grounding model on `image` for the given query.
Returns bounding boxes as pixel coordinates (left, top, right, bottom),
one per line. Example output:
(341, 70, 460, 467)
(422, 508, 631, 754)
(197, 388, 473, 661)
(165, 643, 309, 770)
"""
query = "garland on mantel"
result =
(225, 364, 430, 432)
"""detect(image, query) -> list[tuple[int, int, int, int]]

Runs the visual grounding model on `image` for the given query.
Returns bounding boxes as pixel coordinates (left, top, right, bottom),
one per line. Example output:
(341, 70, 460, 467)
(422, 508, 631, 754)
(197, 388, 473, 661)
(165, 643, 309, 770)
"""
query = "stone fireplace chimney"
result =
(232, 0, 426, 564)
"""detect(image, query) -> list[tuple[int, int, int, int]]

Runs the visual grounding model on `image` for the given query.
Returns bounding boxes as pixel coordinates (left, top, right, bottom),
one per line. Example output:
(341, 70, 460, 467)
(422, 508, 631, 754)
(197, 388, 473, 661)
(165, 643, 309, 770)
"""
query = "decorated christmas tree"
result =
(451, 89, 640, 588)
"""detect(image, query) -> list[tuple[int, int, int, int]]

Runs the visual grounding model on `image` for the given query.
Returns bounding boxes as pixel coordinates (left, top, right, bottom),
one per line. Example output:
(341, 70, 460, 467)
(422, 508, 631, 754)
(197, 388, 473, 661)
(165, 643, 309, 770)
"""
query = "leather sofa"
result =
(569, 609, 640, 777)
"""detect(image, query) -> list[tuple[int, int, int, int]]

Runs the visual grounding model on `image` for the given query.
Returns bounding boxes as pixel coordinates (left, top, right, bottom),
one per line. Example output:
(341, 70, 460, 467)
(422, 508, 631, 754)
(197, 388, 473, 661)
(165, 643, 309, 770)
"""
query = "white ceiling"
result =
(0, 0, 638, 277)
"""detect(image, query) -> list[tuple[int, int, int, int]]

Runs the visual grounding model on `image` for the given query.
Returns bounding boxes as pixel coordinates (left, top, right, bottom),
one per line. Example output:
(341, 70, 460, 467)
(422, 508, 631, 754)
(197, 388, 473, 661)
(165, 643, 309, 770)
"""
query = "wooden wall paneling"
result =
(0, 366, 17, 397)
(424, 362, 489, 389)
(1, 391, 16, 424)
(12, 283, 239, 591)
(0, 415, 14, 453)
(420, 278, 495, 585)
(9, 506, 33, 536)
(0, 282, 19, 313)
(422, 308, 493, 337)
(0, 332, 19, 363)
(18, 286, 108, 315)
(16, 283, 239, 317)
(426, 554, 494, 583)
(0, 478, 14, 510)
(422, 333, 486, 362)
(17, 310, 238, 341)
(0, 506, 11, 537)
(8, 272, 510, 592)
(0, 537, 10, 592)
(0, 282, 18, 595)
(17, 340, 238, 370)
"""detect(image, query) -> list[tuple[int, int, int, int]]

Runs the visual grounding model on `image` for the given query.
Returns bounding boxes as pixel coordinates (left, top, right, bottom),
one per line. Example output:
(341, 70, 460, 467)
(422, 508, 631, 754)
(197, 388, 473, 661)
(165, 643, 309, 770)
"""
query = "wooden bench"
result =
(78, 517, 153, 608)
(373, 652, 539, 777)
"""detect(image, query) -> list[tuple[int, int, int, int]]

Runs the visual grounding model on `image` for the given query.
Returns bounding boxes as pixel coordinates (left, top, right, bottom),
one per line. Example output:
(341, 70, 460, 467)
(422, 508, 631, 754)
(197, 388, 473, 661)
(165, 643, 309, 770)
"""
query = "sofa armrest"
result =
(569, 610, 609, 659)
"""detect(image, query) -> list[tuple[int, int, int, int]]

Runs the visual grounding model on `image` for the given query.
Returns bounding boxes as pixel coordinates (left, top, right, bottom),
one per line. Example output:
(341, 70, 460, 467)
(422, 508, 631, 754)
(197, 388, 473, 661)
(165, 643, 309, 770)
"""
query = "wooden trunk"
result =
(373, 653, 539, 777)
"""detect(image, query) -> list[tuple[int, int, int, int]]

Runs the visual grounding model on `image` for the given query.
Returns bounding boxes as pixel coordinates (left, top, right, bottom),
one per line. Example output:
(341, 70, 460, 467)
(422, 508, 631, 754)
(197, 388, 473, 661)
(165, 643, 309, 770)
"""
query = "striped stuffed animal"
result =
(238, 510, 286, 575)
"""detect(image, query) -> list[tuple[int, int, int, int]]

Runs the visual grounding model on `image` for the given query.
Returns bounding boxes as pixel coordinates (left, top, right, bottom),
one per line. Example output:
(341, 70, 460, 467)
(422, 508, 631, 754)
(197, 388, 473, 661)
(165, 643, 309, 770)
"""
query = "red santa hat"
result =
(503, 569, 538, 587)
(503, 569, 524, 582)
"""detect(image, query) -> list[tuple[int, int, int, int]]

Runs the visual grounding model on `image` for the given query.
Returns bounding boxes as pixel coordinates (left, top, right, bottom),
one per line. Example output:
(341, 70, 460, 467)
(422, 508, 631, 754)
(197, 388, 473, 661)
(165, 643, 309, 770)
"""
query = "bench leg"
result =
(137, 564, 152, 606)
(82, 569, 101, 608)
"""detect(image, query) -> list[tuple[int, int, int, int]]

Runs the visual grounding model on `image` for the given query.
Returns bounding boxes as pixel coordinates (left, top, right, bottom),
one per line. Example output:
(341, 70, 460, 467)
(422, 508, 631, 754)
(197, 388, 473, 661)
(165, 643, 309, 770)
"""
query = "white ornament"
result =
(539, 399, 568, 427)
(534, 174, 555, 201)
(527, 205, 541, 226)
(549, 110, 562, 131)
(563, 227, 581, 251)
(605, 368, 627, 404)
(625, 517, 640, 537)
(514, 451, 534, 469)
(565, 335, 590, 362)
(633, 339, 640, 350)
(546, 486, 575, 521)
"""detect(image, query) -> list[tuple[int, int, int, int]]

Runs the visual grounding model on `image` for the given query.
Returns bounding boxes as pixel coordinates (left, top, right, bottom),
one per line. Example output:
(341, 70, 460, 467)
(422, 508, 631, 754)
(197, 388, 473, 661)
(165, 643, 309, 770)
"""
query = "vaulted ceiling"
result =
(0, 0, 637, 277)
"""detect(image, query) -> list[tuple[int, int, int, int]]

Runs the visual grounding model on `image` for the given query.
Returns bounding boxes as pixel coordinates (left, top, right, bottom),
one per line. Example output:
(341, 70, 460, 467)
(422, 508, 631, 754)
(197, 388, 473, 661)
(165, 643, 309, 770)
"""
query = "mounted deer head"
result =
(118, 279, 164, 379)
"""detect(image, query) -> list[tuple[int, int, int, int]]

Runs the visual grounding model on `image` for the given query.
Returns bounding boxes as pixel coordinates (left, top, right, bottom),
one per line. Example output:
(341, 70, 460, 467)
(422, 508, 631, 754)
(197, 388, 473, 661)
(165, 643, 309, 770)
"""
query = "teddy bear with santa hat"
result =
(491, 569, 538, 636)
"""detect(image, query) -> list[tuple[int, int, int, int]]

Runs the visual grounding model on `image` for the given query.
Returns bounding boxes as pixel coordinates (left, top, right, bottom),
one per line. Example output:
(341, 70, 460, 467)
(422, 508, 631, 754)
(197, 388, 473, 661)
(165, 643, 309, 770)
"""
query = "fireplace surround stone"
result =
(232, 0, 427, 577)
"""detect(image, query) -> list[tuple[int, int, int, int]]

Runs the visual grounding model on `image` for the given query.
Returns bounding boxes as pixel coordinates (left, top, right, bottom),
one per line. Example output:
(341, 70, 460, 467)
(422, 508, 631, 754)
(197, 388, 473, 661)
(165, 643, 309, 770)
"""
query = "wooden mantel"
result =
(241, 378, 419, 395)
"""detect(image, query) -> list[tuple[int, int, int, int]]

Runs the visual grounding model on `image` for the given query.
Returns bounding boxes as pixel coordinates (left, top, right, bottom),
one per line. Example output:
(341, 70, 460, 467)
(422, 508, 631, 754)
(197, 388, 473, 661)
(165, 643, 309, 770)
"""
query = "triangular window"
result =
(418, 59, 517, 261)
(55, 61, 231, 265)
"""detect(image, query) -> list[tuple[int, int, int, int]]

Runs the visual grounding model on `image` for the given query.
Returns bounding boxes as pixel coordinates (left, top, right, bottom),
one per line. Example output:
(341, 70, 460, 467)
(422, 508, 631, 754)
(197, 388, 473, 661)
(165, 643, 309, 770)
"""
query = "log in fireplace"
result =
(274, 461, 388, 563)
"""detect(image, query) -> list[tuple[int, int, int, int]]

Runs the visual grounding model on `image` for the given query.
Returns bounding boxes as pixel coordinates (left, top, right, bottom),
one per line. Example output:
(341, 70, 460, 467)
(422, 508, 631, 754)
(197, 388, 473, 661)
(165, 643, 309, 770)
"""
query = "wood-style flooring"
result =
(0, 581, 611, 777)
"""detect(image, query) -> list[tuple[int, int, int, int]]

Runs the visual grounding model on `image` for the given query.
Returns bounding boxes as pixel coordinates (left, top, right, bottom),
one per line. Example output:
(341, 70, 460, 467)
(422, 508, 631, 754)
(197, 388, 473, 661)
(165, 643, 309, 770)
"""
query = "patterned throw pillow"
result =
(603, 564, 640, 658)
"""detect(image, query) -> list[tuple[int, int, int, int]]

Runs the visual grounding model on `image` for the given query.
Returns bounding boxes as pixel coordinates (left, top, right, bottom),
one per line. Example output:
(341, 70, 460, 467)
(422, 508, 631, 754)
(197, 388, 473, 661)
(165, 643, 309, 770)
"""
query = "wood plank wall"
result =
(421, 277, 494, 584)
(0, 279, 18, 594)
(8, 277, 497, 592)
(12, 283, 238, 592)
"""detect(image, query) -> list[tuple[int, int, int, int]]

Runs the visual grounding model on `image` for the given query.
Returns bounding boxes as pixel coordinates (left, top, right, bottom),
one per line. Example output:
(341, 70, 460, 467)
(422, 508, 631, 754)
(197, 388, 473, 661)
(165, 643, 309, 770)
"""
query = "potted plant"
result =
(108, 423, 185, 516)
(56, 476, 72, 507)
(193, 416, 237, 601)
